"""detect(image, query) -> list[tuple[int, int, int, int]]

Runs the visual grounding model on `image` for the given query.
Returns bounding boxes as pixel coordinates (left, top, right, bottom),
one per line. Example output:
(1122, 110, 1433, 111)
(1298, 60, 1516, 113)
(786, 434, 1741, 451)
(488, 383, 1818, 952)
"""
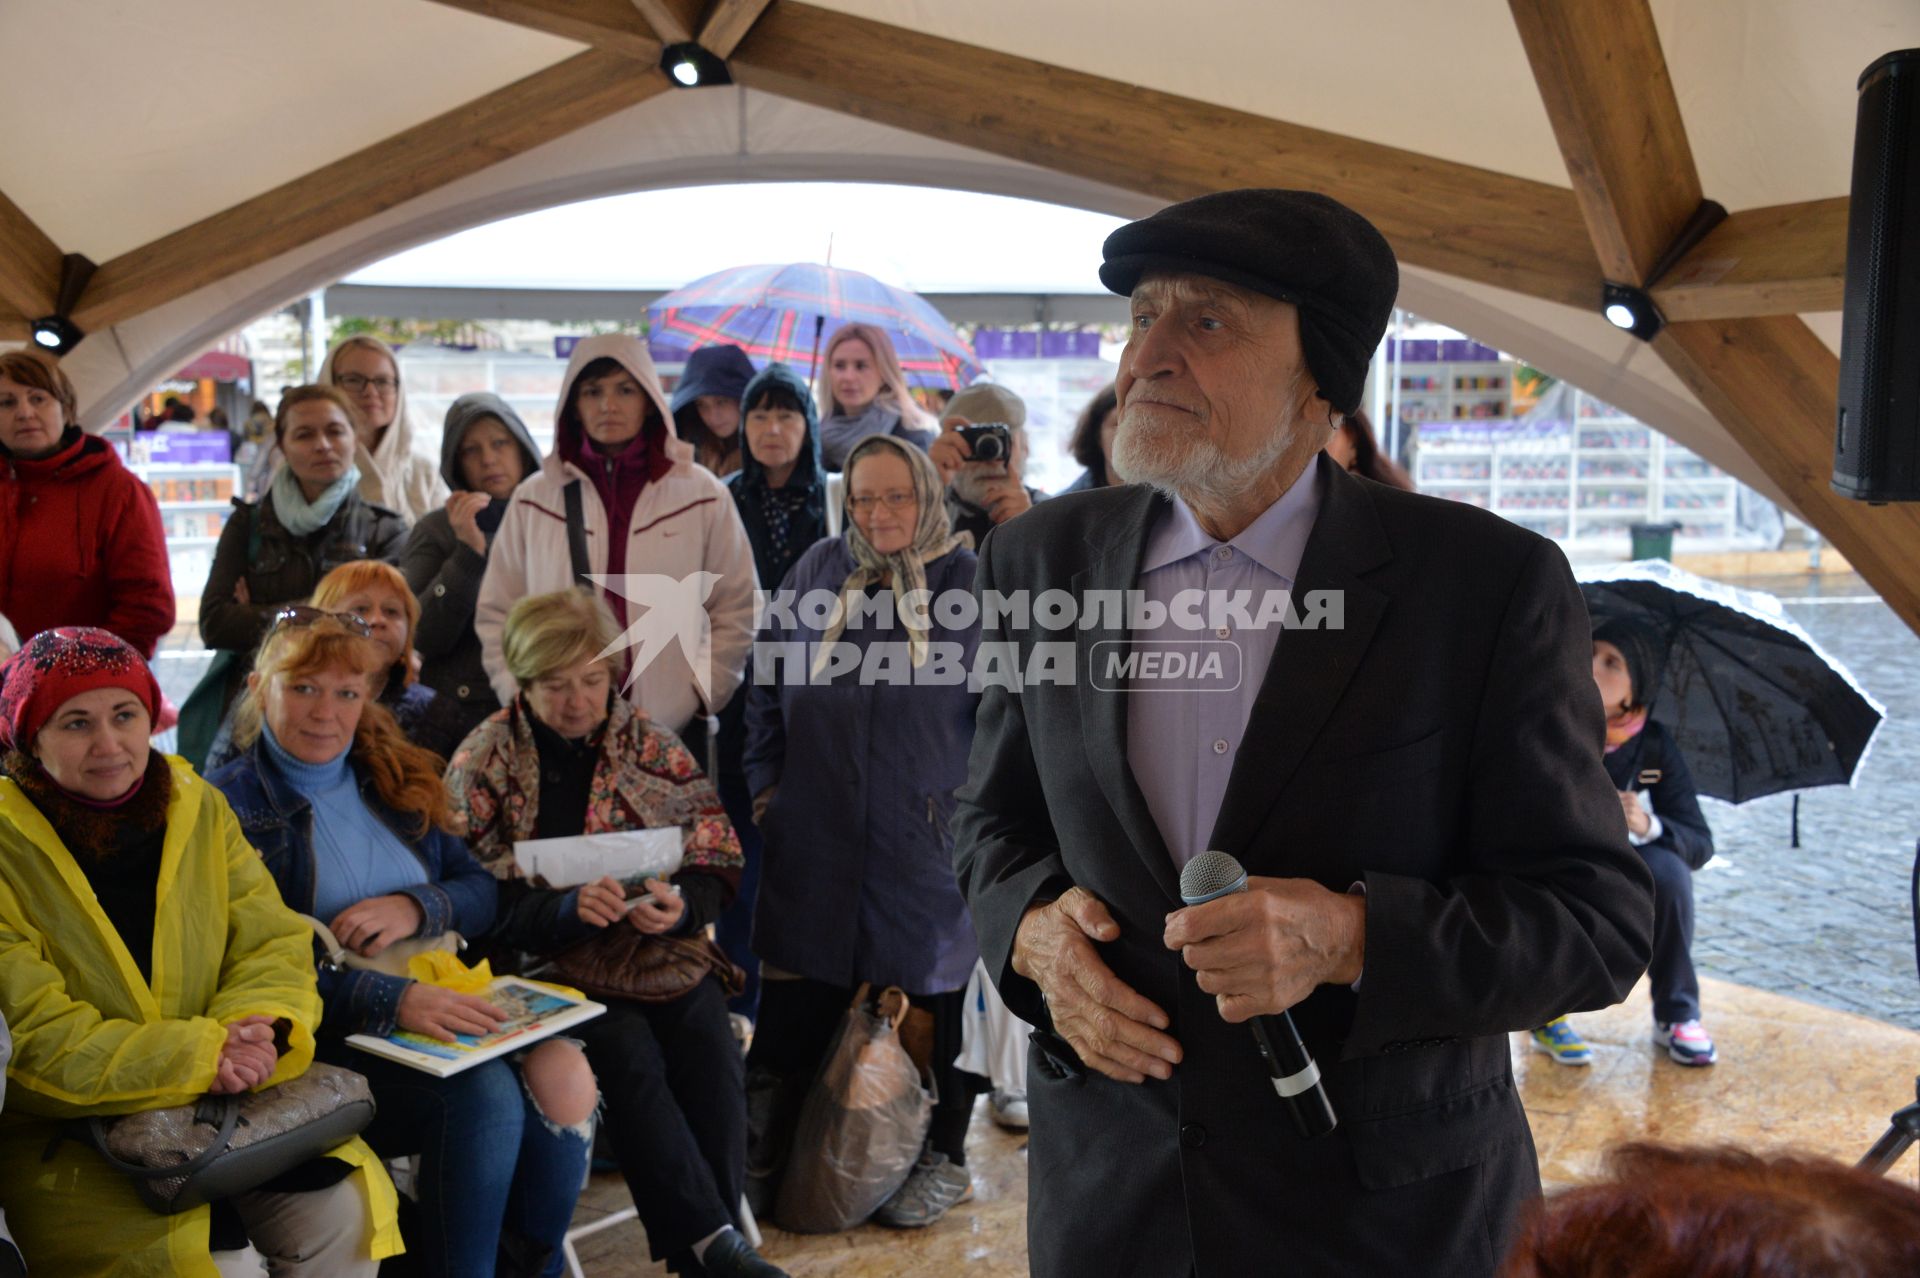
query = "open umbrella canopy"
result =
(1578, 560, 1885, 804)
(647, 262, 983, 390)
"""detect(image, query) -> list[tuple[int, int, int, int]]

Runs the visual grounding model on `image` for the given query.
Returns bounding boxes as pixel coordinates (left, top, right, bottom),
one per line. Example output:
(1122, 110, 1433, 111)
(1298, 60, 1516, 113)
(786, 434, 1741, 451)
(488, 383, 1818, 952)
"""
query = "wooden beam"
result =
(0, 311, 28, 342)
(1658, 317, 1920, 635)
(1508, 0, 1703, 285)
(1653, 196, 1848, 320)
(729, 3, 1603, 309)
(699, 0, 773, 58)
(0, 188, 62, 319)
(629, 0, 703, 44)
(71, 51, 666, 333)
(423, 0, 661, 61)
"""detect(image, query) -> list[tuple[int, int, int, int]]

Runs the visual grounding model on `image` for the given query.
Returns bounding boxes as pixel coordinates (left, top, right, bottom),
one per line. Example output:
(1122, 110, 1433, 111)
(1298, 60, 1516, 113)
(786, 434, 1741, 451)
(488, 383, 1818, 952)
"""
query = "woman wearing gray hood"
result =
(402, 392, 542, 740)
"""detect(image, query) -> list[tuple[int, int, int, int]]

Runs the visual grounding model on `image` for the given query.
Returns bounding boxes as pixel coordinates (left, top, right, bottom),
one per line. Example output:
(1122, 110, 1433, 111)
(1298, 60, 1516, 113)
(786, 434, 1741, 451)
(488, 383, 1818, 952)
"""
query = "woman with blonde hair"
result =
(319, 334, 447, 525)
(208, 613, 595, 1278)
(0, 627, 400, 1276)
(814, 322, 937, 471)
(447, 588, 781, 1278)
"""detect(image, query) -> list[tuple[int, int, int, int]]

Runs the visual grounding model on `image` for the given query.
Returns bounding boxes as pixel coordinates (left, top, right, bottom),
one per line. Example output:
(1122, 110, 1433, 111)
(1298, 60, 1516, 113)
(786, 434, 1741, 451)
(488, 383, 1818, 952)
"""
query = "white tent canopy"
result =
(3, 0, 1916, 522)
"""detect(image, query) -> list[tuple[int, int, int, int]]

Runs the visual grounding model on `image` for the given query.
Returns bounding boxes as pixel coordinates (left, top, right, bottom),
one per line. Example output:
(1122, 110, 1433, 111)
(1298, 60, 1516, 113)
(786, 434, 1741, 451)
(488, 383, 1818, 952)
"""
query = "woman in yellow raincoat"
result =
(0, 626, 400, 1277)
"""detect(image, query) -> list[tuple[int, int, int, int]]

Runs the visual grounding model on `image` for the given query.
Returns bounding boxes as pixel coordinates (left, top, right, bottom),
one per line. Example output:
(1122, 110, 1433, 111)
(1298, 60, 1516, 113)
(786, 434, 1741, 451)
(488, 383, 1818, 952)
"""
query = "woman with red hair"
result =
(208, 613, 595, 1277)
(1502, 1142, 1920, 1277)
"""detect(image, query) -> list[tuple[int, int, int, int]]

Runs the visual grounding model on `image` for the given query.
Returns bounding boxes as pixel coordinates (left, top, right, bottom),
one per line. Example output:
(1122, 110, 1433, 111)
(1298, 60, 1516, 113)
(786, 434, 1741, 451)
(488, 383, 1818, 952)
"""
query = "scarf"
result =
(1604, 708, 1649, 754)
(270, 461, 362, 536)
(755, 484, 813, 573)
(815, 435, 967, 673)
(4, 749, 172, 860)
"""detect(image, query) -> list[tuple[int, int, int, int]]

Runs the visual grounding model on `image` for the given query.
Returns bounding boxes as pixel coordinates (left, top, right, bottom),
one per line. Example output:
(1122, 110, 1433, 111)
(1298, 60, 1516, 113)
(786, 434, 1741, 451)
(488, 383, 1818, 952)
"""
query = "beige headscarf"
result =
(816, 434, 969, 672)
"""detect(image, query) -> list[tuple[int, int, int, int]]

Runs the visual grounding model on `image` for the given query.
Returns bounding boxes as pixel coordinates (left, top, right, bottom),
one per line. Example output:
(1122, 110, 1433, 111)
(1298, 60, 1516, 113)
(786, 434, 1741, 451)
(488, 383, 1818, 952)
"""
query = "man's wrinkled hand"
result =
(1163, 876, 1365, 1024)
(1012, 887, 1182, 1084)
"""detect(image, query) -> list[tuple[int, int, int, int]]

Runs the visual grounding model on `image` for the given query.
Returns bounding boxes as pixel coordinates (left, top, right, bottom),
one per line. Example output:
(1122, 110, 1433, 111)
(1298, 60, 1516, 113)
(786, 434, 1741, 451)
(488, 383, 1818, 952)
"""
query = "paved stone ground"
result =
(153, 570, 1920, 1033)
(1684, 573, 1920, 1034)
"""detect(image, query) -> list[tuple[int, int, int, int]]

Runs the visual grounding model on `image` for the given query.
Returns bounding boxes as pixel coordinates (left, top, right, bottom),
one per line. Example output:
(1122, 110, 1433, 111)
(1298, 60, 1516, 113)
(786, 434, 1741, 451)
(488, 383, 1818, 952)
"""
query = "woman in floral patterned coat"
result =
(444, 589, 783, 1278)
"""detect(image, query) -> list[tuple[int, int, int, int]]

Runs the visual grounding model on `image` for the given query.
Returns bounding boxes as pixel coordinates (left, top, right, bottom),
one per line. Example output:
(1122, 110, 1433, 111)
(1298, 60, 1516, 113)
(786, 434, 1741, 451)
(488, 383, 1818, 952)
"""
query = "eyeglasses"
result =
(847, 490, 916, 514)
(335, 373, 398, 395)
(269, 605, 372, 638)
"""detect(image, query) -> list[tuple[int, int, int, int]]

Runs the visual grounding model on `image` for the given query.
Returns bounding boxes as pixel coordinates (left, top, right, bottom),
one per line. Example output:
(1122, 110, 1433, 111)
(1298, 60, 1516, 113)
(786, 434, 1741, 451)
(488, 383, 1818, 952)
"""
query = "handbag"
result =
(72, 1062, 375, 1214)
(545, 923, 746, 1004)
(304, 915, 461, 979)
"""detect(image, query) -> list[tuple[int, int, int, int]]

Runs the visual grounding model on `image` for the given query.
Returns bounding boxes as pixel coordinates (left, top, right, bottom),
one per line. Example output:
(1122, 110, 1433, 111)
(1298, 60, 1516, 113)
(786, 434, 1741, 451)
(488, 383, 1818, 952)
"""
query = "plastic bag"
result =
(775, 984, 932, 1233)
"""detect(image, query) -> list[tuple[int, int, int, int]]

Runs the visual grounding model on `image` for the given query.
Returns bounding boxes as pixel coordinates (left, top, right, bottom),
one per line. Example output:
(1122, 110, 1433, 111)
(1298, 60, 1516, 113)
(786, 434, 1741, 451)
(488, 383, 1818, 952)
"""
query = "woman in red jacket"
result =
(0, 350, 174, 657)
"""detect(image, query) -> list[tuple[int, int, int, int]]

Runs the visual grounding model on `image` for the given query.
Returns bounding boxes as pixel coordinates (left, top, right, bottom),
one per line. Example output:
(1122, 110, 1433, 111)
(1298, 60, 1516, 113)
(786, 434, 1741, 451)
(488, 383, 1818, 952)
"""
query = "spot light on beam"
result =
(660, 43, 730, 89)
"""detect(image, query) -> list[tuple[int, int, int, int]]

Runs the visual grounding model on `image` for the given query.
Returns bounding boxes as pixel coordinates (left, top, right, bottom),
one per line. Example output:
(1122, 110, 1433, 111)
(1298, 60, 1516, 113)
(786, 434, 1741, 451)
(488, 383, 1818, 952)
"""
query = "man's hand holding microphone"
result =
(1011, 855, 1362, 1135)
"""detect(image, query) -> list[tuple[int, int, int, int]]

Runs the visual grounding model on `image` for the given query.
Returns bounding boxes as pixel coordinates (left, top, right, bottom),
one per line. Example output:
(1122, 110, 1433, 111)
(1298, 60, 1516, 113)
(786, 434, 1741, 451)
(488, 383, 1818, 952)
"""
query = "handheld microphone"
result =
(1178, 850, 1338, 1138)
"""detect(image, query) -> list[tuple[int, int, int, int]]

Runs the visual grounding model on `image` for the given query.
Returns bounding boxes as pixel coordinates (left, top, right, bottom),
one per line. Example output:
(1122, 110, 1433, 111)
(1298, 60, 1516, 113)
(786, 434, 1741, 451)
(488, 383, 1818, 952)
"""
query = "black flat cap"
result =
(1099, 189, 1399, 415)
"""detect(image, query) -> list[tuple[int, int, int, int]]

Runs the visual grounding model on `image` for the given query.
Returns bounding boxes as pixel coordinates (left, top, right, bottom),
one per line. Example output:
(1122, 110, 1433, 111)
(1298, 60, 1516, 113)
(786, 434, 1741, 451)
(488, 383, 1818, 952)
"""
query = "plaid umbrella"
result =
(1577, 559, 1885, 803)
(646, 262, 981, 390)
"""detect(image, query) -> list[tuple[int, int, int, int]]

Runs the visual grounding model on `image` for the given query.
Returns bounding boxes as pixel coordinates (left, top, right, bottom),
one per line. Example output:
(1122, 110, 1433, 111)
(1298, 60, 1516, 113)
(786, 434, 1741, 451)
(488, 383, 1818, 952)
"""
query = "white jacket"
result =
(318, 341, 449, 526)
(476, 336, 758, 734)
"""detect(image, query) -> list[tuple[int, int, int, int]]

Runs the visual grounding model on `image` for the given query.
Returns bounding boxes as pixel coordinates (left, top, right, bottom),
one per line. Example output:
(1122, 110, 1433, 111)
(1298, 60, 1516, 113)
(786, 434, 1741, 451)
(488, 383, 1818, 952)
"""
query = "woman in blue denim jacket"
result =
(209, 609, 596, 1278)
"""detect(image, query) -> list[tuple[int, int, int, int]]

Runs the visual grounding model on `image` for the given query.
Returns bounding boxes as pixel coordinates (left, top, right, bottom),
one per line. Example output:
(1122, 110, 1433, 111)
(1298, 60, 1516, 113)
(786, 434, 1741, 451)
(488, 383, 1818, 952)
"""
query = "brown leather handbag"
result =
(545, 925, 746, 1004)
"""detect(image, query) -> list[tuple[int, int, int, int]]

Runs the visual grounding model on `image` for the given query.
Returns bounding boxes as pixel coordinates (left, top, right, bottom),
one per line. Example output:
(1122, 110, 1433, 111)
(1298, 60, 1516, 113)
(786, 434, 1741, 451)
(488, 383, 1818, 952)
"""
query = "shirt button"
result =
(1215, 626, 1231, 639)
(433, 583, 447, 597)
(1212, 739, 1229, 755)
(1213, 546, 1231, 562)
(457, 685, 470, 698)
(1180, 1122, 1207, 1149)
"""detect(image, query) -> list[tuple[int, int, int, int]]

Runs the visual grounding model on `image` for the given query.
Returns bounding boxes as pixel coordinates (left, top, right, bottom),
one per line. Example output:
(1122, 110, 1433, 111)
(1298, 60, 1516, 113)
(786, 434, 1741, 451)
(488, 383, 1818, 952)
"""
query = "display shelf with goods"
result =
(1409, 387, 1748, 551)
(1387, 338, 1514, 432)
(132, 462, 242, 603)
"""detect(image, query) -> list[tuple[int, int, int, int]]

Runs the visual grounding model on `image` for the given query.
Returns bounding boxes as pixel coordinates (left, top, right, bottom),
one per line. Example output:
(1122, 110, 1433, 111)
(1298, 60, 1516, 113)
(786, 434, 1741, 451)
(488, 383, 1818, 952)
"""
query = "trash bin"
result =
(1628, 521, 1679, 561)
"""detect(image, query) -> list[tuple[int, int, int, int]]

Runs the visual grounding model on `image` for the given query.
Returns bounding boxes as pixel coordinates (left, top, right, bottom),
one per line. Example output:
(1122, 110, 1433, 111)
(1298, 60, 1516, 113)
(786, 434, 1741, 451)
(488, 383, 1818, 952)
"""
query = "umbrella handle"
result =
(804, 314, 826, 399)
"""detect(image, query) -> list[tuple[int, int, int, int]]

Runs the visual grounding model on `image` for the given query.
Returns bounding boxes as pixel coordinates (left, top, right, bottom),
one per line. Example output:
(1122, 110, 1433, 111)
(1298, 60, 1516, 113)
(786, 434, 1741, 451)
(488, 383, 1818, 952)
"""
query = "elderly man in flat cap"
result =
(953, 189, 1653, 1277)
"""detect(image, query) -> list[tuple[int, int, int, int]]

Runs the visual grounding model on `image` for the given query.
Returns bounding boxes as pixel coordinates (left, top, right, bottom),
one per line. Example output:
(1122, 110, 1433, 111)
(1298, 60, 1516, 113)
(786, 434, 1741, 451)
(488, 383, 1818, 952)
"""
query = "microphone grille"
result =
(1180, 849, 1246, 901)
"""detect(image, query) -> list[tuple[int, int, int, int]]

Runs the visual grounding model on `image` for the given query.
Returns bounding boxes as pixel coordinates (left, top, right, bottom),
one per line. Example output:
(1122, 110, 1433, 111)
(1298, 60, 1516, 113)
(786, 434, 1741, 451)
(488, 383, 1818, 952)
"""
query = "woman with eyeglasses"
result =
(318, 336, 447, 526)
(188, 386, 410, 770)
(741, 435, 987, 1229)
(207, 611, 595, 1278)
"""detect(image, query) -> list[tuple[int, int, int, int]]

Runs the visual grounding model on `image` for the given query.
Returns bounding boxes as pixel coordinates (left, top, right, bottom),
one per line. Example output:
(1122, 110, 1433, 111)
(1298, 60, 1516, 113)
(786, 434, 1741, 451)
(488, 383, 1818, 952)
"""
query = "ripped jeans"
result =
(320, 1042, 594, 1278)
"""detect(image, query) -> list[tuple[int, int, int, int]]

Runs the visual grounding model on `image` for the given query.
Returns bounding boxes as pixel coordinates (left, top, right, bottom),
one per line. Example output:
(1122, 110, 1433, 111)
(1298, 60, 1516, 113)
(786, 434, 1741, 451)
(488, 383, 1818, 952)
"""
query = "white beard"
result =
(1114, 404, 1298, 509)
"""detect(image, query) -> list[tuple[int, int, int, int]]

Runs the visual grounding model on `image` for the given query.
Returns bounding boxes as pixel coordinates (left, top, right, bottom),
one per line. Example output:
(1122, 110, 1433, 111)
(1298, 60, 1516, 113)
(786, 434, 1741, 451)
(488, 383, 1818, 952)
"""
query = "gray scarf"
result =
(270, 462, 362, 536)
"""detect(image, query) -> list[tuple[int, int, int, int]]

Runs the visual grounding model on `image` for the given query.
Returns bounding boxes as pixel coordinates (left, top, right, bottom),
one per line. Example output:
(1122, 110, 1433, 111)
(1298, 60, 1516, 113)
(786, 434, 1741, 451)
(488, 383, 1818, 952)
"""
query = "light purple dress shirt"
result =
(1126, 463, 1323, 869)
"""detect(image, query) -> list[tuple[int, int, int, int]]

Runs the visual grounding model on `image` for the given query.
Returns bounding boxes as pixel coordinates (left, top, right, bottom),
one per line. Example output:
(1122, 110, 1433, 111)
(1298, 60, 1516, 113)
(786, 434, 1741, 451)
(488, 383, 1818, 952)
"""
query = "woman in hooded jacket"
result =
(475, 335, 758, 749)
(814, 323, 937, 471)
(403, 392, 543, 739)
(0, 349, 175, 657)
(671, 344, 756, 479)
(318, 336, 448, 526)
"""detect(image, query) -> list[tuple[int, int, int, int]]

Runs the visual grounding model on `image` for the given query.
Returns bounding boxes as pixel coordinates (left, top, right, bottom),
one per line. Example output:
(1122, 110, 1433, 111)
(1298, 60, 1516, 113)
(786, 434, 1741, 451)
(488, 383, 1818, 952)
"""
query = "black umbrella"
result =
(1578, 561, 1884, 804)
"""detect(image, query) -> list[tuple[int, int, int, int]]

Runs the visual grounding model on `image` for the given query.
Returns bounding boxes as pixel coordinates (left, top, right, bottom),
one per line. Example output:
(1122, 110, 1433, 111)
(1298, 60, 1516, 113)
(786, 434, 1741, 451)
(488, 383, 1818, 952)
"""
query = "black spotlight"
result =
(28, 253, 97, 357)
(30, 313, 84, 355)
(661, 42, 729, 88)
(1601, 281, 1664, 343)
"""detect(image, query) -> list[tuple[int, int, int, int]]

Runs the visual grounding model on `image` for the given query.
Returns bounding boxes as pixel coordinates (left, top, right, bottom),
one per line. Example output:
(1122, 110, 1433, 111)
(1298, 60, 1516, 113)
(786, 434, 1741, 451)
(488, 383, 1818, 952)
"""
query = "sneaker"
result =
(872, 1152, 974, 1228)
(1529, 1017, 1593, 1066)
(989, 1089, 1029, 1130)
(1656, 1020, 1717, 1067)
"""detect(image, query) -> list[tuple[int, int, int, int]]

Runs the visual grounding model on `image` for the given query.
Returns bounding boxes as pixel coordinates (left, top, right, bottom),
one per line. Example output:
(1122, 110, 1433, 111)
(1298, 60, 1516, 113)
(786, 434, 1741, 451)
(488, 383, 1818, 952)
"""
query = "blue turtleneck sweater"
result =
(262, 726, 428, 922)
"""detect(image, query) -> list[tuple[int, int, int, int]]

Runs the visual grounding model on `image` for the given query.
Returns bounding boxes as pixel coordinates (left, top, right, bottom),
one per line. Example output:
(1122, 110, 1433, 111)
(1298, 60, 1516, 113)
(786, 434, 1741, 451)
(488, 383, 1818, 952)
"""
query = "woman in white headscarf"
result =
(317, 336, 448, 526)
(741, 434, 987, 1229)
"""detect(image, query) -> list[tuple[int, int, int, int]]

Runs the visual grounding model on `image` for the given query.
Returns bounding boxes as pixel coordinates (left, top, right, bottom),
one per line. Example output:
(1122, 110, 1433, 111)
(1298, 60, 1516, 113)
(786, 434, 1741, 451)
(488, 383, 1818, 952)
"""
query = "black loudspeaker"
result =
(1836, 49, 1920, 503)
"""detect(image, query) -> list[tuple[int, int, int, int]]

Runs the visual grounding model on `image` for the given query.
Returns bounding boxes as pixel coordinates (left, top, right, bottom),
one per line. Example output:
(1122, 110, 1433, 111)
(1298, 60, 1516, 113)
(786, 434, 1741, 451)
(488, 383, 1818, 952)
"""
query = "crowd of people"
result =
(0, 192, 1901, 1276)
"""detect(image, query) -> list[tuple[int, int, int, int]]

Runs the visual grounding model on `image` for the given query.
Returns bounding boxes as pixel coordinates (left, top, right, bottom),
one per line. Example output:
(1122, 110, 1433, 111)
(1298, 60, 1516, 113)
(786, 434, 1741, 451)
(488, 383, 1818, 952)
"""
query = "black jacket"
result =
(402, 393, 543, 742)
(953, 457, 1655, 1278)
(1603, 719, 1714, 870)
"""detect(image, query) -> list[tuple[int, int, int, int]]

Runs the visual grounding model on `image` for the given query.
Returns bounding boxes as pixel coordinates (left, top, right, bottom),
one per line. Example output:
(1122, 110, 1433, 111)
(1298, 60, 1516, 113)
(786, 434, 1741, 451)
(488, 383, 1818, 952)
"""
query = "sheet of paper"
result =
(511, 828, 684, 889)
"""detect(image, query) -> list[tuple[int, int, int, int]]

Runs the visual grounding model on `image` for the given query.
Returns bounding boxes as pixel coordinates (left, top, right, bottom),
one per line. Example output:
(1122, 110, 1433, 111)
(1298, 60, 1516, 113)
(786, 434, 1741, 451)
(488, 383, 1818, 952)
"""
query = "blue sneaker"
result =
(1530, 1017, 1593, 1066)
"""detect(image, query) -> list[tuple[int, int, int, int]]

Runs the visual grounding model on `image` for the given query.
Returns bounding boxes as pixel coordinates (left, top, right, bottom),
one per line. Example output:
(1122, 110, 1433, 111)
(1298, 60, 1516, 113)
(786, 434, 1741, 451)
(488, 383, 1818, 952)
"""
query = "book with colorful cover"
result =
(345, 977, 606, 1078)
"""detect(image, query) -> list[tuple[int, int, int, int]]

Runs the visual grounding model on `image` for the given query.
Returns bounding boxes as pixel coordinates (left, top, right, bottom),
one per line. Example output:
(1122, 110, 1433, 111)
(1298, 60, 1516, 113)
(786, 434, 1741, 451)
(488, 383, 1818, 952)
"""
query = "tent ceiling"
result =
(4, 0, 1919, 624)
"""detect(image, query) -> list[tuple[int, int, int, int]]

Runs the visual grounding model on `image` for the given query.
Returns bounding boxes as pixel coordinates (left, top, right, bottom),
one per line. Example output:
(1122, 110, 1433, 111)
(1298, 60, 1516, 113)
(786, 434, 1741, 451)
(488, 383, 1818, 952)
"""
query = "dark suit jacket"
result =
(953, 457, 1655, 1278)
